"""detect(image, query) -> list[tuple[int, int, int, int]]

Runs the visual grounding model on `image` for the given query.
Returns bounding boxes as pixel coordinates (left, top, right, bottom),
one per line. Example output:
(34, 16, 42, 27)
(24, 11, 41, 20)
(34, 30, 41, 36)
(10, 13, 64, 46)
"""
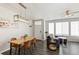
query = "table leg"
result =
(18, 45, 21, 55)
(10, 43, 12, 55)
(64, 39, 67, 45)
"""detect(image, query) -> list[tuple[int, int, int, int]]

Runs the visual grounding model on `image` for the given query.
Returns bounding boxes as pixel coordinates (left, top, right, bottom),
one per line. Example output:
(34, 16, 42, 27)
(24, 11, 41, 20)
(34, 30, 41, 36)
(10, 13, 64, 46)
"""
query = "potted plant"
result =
(45, 31, 48, 37)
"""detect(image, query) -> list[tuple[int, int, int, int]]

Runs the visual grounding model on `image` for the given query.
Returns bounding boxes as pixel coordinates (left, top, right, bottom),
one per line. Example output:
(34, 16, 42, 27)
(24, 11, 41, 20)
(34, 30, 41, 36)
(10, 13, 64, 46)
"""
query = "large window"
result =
(56, 22, 69, 35)
(71, 21, 79, 36)
(49, 23, 54, 34)
(48, 20, 79, 36)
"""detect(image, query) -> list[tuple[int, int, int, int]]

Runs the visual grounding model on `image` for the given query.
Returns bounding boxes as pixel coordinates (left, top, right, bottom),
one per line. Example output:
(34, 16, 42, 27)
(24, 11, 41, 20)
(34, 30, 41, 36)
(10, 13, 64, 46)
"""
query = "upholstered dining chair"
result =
(31, 38, 37, 49)
(23, 41, 32, 54)
(49, 34, 55, 41)
(10, 38, 18, 54)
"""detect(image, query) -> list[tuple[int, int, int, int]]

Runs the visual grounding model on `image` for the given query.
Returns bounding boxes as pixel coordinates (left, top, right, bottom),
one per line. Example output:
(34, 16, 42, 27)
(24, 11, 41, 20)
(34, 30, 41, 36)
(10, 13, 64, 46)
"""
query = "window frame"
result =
(48, 22, 54, 35)
(55, 22, 69, 36)
(47, 18, 79, 37)
(70, 21, 79, 36)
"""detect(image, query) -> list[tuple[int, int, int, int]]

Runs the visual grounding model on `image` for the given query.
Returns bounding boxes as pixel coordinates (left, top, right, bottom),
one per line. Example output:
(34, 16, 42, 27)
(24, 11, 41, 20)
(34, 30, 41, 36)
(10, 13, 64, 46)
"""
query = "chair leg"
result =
(28, 48, 32, 54)
(15, 48, 17, 55)
(10, 43, 12, 55)
(31, 44, 34, 51)
(24, 47, 26, 55)
(33, 43, 37, 49)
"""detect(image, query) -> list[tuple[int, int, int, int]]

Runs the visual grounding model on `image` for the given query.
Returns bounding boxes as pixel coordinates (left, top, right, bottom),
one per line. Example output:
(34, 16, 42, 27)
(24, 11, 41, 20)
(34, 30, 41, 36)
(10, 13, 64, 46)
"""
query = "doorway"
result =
(33, 19, 44, 40)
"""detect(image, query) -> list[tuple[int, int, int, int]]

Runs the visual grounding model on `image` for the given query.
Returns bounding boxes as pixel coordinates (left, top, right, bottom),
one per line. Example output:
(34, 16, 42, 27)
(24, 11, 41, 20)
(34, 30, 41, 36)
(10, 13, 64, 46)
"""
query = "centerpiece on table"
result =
(24, 34, 28, 39)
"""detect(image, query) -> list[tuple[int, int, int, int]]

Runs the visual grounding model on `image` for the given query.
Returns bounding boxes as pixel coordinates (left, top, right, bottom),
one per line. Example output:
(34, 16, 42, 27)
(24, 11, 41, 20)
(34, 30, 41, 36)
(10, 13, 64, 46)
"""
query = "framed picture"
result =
(0, 20, 9, 27)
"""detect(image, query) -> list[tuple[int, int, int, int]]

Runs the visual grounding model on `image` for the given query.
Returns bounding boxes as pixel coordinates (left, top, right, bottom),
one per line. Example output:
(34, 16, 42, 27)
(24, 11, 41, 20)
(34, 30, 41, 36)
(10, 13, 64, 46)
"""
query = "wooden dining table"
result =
(9, 36, 35, 55)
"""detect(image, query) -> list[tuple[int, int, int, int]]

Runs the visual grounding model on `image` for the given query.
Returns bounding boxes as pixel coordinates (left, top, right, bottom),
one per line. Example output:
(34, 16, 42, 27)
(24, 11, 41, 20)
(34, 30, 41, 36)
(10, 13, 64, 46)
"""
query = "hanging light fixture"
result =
(65, 9, 79, 17)
(14, 3, 28, 23)
(65, 10, 73, 17)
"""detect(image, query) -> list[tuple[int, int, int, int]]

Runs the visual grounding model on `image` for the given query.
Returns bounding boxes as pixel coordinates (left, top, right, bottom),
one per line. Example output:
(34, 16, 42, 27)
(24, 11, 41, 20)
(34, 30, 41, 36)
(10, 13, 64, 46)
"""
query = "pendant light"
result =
(14, 3, 28, 23)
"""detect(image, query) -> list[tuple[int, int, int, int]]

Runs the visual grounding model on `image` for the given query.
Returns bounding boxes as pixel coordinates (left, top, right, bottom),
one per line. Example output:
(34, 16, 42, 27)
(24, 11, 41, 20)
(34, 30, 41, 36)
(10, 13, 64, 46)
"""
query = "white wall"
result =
(0, 5, 33, 52)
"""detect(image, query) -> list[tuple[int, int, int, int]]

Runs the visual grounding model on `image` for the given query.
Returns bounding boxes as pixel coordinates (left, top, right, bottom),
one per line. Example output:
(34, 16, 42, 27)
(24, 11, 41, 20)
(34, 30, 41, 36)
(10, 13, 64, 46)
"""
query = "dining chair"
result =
(31, 38, 37, 49)
(23, 41, 32, 54)
(10, 38, 18, 54)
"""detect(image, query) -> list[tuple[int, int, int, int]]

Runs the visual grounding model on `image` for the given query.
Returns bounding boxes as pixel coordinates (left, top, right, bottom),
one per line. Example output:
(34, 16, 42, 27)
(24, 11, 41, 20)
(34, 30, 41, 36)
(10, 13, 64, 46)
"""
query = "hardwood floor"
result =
(2, 40, 79, 55)
(1, 40, 59, 55)
(59, 41, 79, 55)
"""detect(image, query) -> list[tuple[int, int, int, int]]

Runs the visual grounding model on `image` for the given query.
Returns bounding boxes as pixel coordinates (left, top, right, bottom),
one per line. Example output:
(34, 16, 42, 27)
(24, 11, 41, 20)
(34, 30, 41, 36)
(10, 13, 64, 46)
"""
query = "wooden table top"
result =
(9, 36, 35, 45)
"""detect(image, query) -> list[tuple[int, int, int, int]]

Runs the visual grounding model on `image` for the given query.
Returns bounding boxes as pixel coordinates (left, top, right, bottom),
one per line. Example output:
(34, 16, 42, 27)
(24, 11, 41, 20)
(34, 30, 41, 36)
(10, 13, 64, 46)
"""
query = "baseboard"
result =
(68, 41, 79, 43)
(0, 48, 10, 55)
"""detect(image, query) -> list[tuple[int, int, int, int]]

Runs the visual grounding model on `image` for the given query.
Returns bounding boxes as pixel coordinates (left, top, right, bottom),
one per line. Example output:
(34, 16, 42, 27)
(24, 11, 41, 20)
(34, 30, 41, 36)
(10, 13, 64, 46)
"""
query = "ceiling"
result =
(0, 3, 25, 12)
(23, 3, 79, 20)
(0, 3, 79, 20)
